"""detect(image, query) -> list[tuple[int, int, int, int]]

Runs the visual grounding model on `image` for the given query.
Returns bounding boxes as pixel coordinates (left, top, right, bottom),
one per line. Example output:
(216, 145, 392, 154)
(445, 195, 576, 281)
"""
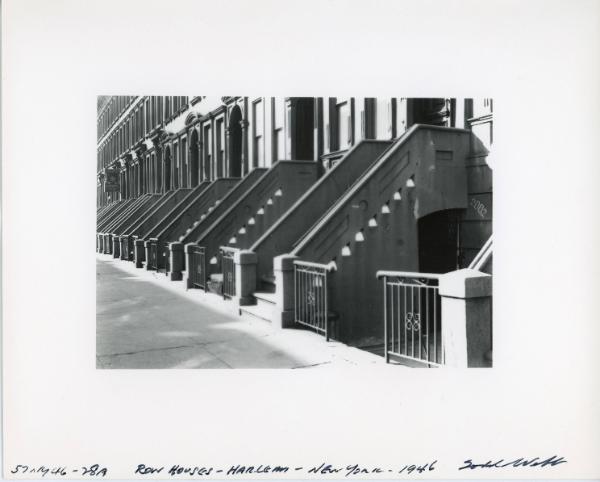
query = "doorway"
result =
(417, 209, 461, 274)
(228, 105, 242, 177)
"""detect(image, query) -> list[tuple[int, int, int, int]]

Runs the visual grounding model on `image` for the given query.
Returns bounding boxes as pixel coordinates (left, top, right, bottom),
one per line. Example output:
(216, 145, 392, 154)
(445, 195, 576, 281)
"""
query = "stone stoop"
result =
(259, 273, 276, 293)
(239, 291, 277, 323)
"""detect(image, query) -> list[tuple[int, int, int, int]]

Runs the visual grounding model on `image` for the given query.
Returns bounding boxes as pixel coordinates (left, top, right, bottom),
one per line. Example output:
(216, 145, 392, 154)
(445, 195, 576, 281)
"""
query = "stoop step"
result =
(239, 303, 274, 323)
(239, 291, 277, 323)
(259, 273, 276, 293)
(253, 291, 276, 305)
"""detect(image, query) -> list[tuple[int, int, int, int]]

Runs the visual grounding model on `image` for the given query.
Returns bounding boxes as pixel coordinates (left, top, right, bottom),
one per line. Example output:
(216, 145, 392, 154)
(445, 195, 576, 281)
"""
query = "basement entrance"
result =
(417, 209, 461, 274)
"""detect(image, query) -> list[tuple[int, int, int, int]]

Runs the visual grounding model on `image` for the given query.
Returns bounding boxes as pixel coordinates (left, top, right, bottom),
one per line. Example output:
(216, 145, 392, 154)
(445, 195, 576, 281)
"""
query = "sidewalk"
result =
(96, 254, 397, 369)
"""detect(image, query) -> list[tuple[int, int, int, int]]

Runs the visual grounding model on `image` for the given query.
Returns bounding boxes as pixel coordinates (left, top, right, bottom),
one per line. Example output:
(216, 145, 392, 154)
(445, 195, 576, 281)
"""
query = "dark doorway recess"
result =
(418, 209, 461, 274)
(228, 106, 242, 177)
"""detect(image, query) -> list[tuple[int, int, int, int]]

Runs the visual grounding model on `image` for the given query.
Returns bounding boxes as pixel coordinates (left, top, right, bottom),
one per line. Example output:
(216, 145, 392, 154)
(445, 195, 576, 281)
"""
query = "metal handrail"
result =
(376, 270, 442, 280)
(469, 235, 493, 271)
(294, 259, 337, 272)
(220, 245, 240, 255)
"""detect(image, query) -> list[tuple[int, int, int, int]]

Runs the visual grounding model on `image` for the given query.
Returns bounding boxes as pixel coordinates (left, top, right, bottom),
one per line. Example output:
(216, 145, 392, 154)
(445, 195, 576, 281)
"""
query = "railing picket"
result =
(383, 278, 388, 362)
(418, 285, 422, 360)
(425, 287, 431, 361)
(434, 287, 438, 364)
(323, 270, 328, 340)
(294, 269, 298, 323)
(386, 286, 400, 351)
(403, 285, 407, 356)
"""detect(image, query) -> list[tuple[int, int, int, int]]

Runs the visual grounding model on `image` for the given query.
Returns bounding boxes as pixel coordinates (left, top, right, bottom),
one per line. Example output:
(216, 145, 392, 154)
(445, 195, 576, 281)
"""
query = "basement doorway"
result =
(417, 209, 461, 274)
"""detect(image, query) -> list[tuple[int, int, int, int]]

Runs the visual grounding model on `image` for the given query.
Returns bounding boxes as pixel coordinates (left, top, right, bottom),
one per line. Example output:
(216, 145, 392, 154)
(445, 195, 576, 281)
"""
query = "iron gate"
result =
(293, 260, 335, 341)
(377, 271, 444, 366)
(148, 239, 158, 270)
(220, 247, 236, 299)
(188, 245, 207, 291)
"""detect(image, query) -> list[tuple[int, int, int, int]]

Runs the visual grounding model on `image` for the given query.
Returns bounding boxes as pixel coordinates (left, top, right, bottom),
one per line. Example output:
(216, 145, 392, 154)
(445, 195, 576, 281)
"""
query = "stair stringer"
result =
(195, 161, 319, 282)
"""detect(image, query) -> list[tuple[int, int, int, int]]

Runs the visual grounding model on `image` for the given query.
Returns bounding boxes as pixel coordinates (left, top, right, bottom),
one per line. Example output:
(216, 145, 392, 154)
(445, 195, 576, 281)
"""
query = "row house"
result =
(97, 96, 493, 368)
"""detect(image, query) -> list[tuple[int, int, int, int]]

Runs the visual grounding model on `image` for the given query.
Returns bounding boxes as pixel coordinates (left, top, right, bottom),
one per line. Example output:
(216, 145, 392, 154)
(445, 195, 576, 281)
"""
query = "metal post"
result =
(324, 270, 329, 342)
(383, 277, 388, 363)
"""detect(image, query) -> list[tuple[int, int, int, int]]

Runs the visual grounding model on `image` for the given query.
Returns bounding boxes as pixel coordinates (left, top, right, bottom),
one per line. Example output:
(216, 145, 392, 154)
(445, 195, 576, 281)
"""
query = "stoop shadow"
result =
(96, 258, 338, 369)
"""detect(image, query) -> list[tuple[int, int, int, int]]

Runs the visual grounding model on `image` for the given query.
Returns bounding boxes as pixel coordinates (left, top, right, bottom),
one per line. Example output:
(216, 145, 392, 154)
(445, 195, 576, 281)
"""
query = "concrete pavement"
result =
(96, 254, 395, 369)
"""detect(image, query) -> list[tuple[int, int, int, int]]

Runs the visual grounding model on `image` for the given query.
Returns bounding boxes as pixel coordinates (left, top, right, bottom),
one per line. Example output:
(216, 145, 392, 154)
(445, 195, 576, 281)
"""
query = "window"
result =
(203, 124, 212, 180)
(363, 98, 376, 139)
(132, 112, 137, 142)
(285, 99, 292, 159)
(151, 152, 157, 192)
(151, 96, 156, 128)
(252, 99, 264, 167)
(138, 108, 143, 139)
(216, 119, 224, 177)
(173, 142, 179, 189)
(272, 98, 284, 162)
(145, 99, 150, 135)
(181, 137, 188, 188)
(336, 99, 350, 149)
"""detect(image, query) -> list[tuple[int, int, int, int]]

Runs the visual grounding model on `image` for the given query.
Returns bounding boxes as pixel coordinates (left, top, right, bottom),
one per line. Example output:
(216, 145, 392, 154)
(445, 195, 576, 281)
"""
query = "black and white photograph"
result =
(96, 97, 493, 369)
(4, 0, 600, 479)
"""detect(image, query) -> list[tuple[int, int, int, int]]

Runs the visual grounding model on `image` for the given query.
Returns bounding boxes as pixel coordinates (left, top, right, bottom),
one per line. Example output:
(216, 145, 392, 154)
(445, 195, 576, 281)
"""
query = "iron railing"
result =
(220, 247, 237, 299)
(377, 271, 444, 367)
(188, 245, 207, 291)
(147, 239, 158, 270)
(294, 260, 336, 341)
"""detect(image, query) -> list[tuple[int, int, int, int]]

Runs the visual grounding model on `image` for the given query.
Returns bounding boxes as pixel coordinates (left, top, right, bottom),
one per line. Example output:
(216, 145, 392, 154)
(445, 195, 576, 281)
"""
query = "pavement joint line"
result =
(99, 342, 210, 358)
(199, 344, 234, 369)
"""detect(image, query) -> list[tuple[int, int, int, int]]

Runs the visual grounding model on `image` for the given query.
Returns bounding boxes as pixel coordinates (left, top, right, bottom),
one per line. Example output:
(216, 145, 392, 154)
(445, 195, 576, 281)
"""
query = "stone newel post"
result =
(439, 268, 493, 367)
(169, 242, 185, 281)
(184, 243, 196, 289)
(272, 254, 298, 329)
(234, 250, 257, 306)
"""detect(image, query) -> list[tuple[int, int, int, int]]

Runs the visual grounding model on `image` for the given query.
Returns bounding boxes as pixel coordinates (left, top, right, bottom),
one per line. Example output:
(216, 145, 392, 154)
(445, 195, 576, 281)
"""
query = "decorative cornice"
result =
(133, 140, 147, 154)
(185, 111, 200, 126)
